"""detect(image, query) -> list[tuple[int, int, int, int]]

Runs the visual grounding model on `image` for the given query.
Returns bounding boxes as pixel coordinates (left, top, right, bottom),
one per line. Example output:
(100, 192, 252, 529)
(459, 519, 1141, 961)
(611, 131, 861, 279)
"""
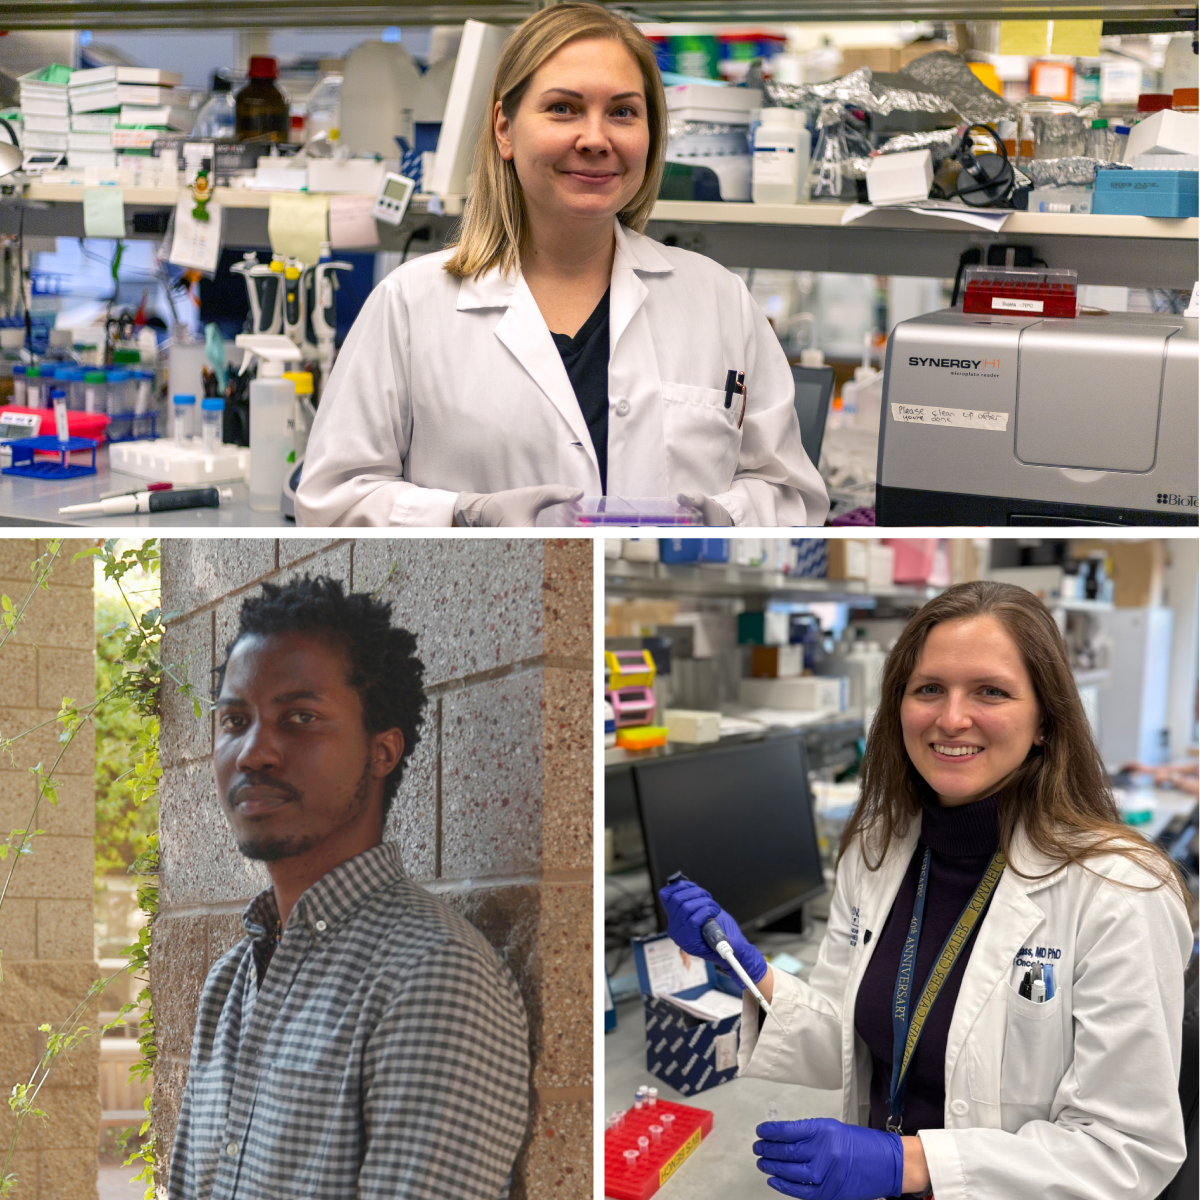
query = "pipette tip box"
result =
(604, 1099, 713, 1200)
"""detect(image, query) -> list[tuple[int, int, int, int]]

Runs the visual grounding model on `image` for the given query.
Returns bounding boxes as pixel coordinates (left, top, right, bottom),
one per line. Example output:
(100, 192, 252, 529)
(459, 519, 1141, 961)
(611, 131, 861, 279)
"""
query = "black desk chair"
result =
(1158, 950, 1198, 1200)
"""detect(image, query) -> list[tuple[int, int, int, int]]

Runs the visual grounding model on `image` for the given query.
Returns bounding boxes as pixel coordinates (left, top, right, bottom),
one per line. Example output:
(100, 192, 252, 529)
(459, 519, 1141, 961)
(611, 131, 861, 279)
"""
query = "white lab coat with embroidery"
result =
(294, 219, 828, 527)
(738, 818, 1192, 1200)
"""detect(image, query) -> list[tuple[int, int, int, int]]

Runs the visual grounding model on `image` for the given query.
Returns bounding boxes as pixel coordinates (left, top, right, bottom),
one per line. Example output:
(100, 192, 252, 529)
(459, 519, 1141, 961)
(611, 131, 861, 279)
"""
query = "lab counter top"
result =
(0, 444, 291, 527)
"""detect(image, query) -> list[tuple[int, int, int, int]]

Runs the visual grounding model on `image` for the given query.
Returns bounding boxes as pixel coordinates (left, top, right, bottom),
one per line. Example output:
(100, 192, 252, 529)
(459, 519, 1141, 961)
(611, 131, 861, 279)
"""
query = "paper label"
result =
(891, 403, 1010, 431)
(713, 1029, 738, 1071)
(992, 296, 1043, 313)
(753, 145, 798, 186)
(169, 199, 222, 273)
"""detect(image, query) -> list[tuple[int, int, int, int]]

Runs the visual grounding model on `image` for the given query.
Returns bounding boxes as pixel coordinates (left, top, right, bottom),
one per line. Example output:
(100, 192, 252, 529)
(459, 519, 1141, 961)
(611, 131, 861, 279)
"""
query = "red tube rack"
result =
(604, 1099, 714, 1200)
(961, 266, 1077, 318)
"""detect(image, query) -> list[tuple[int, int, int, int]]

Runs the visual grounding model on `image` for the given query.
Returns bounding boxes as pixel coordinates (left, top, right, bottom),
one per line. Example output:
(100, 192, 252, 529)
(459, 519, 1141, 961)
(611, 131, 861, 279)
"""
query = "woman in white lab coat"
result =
(295, 3, 827, 527)
(662, 580, 1193, 1200)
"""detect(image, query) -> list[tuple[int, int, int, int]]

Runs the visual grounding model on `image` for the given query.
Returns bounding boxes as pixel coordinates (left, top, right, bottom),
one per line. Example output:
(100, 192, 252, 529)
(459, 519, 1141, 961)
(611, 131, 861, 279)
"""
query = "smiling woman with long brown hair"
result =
(296, 2, 827, 529)
(662, 580, 1192, 1200)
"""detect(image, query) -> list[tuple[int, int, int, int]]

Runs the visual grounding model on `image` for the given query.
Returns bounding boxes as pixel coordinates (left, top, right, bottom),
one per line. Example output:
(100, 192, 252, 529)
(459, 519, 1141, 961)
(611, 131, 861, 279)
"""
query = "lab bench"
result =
(1, 186, 1194, 288)
(0, 443, 291, 526)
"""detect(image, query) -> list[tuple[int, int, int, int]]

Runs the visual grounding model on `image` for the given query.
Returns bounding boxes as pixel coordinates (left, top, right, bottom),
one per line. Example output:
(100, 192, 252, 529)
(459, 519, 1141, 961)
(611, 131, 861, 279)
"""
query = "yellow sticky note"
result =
(82, 187, 125, 239)
(999, 21, 1049, 57)
(1051, 20, 1102, 58)
(267, 192, 330, 266)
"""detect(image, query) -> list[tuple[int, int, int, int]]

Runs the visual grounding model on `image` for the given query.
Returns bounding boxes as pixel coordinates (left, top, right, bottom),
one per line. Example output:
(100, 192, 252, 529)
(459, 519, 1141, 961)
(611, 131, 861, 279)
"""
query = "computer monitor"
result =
(791, 364, 835, 465)
(633, 735, 825, 934)
(606, 762, 639, 827)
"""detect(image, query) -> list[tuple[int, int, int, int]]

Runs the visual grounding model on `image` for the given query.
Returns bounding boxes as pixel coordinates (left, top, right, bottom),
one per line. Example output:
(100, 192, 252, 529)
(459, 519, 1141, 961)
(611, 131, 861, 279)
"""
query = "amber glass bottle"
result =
(235, 56, 288, 143)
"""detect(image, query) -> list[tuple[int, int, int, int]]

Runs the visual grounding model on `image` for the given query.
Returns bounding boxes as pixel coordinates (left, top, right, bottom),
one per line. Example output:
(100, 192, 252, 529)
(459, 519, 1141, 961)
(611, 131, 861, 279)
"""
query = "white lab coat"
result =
(739, 817, 1192, 1200)
(295, 218, 828, 527)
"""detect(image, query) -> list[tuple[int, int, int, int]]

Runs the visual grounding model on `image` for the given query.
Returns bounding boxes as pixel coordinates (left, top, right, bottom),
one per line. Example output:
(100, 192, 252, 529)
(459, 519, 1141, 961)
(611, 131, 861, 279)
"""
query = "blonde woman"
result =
(663, 581, 1193, 1200)
(296, 3, 827, 527)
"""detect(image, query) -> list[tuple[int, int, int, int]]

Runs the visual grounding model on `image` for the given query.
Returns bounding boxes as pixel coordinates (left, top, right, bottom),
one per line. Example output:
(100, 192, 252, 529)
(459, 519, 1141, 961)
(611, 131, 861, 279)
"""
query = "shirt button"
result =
(950, 1099, 969, 1117)
(614, 398, 630, 417)
(226, 1141, 239, 1157)
(315, 920, 327, 932)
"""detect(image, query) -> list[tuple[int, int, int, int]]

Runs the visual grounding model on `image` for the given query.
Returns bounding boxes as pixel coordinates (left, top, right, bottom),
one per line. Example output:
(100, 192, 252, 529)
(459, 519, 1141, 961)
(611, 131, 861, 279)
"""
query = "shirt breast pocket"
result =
(660, 382, 742, 495)
(246, 1064, 351, 1197)
(997, 983, 1065, 1106)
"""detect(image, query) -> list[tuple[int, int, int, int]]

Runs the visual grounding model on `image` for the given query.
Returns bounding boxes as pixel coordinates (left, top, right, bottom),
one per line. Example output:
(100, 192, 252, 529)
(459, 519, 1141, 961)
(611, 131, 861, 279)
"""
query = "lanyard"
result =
(887, 846, 1006, 1133)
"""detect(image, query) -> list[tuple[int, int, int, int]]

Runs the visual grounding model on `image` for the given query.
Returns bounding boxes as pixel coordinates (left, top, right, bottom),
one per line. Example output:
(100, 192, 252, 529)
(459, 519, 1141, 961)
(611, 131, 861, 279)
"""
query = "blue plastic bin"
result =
(1093, 169, 1198, 218)
(659, 539, 730, 564)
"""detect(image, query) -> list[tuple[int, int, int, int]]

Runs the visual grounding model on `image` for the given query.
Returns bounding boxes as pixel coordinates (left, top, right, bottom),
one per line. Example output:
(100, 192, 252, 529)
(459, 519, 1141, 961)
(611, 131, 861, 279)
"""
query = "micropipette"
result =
(700, 916, 785, 1032)
(59, 486, 232, 517)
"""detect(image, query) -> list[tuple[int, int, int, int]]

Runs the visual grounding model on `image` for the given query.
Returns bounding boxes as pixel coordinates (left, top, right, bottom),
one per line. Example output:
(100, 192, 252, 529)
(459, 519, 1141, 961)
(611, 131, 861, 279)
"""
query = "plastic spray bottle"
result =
(235, 333, 302, 512)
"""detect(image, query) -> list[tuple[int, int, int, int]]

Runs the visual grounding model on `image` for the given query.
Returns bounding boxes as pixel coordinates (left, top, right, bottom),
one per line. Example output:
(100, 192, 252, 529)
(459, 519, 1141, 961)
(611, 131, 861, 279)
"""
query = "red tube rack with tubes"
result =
(604, 1098, 713, 1200)
(962, 266, 1077, 318)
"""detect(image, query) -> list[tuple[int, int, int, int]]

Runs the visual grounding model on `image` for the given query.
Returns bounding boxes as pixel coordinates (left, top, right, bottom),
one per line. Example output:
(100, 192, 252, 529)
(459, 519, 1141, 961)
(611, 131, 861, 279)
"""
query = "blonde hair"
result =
(443, 2, 667, 280)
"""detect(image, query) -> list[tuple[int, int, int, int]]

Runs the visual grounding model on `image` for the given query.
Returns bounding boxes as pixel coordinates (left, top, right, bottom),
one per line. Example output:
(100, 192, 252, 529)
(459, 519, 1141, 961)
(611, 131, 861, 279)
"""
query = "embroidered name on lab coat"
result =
(850, 906, 861, 947)
(1013, 944, 1062, 967)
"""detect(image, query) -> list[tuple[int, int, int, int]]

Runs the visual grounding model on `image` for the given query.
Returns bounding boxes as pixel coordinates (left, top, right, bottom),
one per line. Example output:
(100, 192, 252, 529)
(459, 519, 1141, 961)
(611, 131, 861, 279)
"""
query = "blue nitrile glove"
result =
(659, 878, 768, 987)
(753, 1118, 904, 1200)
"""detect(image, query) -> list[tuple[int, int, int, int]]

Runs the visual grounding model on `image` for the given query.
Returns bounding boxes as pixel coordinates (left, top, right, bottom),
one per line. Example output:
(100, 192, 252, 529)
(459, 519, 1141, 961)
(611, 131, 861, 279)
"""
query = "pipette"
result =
(59, 486, 232, 516)
(700, 917, 785, 1032)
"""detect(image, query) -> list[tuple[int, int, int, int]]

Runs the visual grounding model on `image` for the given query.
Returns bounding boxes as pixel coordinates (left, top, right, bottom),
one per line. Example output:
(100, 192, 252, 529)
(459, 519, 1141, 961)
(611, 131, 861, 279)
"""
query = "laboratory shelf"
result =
(604, 557, 939, 603)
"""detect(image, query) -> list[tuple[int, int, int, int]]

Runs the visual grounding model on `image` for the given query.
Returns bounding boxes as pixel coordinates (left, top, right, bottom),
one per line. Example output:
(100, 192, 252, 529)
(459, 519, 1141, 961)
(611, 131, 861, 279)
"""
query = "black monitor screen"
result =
(606, 763, 638, 827)
(633, 737, 825, 933)
(791, 365, 835, 465)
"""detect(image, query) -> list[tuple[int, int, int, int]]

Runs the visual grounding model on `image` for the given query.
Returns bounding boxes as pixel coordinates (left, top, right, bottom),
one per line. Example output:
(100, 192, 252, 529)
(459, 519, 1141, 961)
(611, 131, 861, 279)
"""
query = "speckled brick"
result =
(2, 836, 95, 900)
(385, 701, 437, 882)
(158, 760, 270, 910)
(0, 774, 95, 840)
(35, 646, 95, 714)
(41, 538, 97, 589)
(34, 1024, 97, 1088)
(0, 899, 37, 958)
(0, 644, 37, 707)
(208, 911, 250, 964)
(161, 538, 276, 619)
(352, 539, 544, 687)
(541, 539, 592, 661)
(152, 1055, 190, 1179)
(0, 537, 40, 579)
(514, 1095, 592, 1200)
(0, 961, 100, 1025)
(441, 670, 544, 879)
(276, 537, 347, 568)
(151, 914, 211, 1060)
(159, 613, 213, 769)
(529, 882, 592, 1090)
(275, 542, 352, 590)
(0, 1023, 39, 1085)
(540, 668, 592, 872)
(36, 899, 94, 959)
(24, 1085, 98, 1151)
(0, 707, 93, 777)
(0, 584, 93, 652)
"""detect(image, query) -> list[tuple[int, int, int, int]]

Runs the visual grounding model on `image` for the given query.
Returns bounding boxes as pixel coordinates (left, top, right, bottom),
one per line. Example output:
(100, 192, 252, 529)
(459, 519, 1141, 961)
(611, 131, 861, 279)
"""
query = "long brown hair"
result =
(840, 580, 1190, 912)
(443, 2, 667, 280)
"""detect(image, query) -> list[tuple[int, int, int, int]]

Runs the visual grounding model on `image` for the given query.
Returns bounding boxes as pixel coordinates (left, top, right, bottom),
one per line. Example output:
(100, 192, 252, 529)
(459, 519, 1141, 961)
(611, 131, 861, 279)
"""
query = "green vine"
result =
(0, 539, 196, 1200)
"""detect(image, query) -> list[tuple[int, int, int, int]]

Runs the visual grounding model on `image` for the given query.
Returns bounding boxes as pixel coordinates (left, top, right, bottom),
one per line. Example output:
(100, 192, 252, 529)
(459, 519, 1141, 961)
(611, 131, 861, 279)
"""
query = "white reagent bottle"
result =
(237, 334, 302, 512)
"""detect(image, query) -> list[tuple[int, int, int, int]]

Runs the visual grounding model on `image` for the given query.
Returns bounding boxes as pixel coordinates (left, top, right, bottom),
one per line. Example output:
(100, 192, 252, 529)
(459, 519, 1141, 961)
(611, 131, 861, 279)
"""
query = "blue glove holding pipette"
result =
(754, 1118, 905, 1200)
(659, 876, 768, 987)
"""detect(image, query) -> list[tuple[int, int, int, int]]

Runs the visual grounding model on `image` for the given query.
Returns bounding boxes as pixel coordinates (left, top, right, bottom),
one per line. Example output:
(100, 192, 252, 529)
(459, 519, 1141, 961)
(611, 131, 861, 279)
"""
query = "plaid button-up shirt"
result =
(167, 842, 530, 1200)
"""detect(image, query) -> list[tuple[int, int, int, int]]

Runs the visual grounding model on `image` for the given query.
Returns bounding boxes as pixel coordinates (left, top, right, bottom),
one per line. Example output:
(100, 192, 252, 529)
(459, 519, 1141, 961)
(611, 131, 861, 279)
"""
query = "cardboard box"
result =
(664, 709, 722, 743)
(738, 676, 846, 711)
(792, 539, 828, 578)
(866, 148, 933, 204)
(633, 934, 742, 1096)
(826, 539, 869, 581)
(607, 599, 679, 637)
(1124, 108, 1200, 160)
(1070, 540, 1165, 608)
(840, 47, 902, 74)
(622, 538, 660, 562)
(867, 544, 896, 589)
(750, 644, 804, 678)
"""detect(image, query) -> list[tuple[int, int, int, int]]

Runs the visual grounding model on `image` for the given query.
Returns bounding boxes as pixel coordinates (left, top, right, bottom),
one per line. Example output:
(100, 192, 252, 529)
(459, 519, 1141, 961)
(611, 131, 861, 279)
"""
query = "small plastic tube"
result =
(649, 1124, 663, 1144)
(633, 1097, 643, 1110)
(623, 1150, 639, 1168)
(51, 388, 69, 444)
(648, 1087, 658, 1107)
(661, 1113, 675, 1131)
(201, 397, 224, 452)
(611, 1110, 625, 1130)
(173, 394, 196, 445)
(637, 1136, 649, 1152)
(766, 1103, 780, 1122)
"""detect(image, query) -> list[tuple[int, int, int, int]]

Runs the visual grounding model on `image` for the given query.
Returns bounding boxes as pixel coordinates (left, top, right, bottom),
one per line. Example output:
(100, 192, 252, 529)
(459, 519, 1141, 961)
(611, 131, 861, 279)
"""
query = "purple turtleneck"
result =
(853, 792, 1001, 1156)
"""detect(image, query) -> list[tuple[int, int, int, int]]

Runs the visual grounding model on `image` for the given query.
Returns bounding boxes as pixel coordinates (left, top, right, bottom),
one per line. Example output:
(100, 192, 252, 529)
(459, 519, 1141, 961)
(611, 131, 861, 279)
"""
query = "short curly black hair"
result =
(215, 575, 426, 818)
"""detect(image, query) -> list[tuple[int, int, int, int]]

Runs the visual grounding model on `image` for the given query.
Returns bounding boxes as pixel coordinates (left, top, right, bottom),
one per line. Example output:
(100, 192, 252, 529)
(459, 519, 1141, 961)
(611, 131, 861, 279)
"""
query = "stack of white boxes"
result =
(68, 66, 186, 171)
(18, 66, 73, 163)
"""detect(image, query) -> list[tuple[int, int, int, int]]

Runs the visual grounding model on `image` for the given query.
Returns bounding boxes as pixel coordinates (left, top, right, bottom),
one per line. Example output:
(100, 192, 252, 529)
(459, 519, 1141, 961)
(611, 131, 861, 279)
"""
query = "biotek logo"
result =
(909, 356, 1001, 370)
(1156, 493, 1197, 507)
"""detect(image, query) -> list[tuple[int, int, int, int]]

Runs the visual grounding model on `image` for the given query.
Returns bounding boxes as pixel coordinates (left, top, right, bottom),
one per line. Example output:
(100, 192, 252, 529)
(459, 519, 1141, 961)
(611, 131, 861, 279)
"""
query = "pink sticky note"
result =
(328, 194, 381, 249)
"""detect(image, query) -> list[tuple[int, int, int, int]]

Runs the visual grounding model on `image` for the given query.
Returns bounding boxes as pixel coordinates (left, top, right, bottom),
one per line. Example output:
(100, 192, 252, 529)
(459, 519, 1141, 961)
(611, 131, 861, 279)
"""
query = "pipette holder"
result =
(608, 686, 655, 728)
(604, 1099, 713, 1200)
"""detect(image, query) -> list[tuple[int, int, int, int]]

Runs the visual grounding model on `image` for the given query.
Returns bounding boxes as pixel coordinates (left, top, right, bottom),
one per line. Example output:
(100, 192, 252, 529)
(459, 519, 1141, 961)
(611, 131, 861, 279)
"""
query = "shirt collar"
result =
(242, 842, 408, 943)
(919, 792, 1000, 858)
(456, 216, 674, 312)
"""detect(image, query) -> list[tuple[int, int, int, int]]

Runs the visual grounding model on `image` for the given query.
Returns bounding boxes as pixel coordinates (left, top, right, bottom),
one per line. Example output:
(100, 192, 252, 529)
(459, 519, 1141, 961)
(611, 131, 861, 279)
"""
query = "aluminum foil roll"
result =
(900, 51, 1017, 124)
(762, 66, 950, 118)
(1025, 157, 1105, 187)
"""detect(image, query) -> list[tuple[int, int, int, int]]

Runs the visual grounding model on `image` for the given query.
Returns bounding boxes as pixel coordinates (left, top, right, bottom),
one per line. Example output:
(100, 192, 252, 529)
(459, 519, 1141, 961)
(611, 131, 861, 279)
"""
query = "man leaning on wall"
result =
(167, 574, 530, 1200)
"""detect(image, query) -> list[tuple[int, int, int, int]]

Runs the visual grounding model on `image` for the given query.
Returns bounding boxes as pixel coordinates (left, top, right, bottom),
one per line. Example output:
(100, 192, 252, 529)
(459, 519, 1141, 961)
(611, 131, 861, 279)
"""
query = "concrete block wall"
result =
(0, 539, 99, 1200)
(153, 537, 593, 1197)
